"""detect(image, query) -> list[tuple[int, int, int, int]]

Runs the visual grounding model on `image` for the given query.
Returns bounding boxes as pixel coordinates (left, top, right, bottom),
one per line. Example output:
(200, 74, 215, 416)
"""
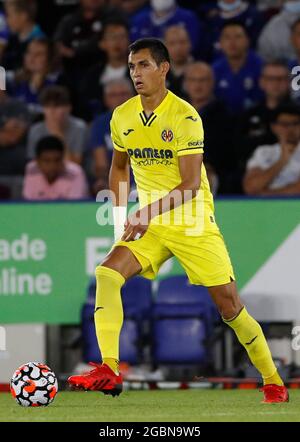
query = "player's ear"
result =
(160, 61, 170, 76)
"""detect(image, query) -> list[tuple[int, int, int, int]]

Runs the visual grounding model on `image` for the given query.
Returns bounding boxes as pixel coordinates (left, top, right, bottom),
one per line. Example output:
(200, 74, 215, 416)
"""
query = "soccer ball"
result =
(10, 362, 58, 407)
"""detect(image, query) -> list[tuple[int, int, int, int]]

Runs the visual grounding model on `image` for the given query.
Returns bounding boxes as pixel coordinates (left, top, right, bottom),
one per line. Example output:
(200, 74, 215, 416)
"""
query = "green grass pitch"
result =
(1, 390, 299, 422)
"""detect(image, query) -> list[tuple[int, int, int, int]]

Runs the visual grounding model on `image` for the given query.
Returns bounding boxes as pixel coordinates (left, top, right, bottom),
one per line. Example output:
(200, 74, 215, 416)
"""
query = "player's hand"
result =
(121, 208, 150, 242)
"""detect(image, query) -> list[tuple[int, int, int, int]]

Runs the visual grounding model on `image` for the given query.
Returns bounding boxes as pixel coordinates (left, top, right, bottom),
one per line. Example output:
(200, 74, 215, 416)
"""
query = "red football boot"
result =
(260, 384, 289, 403)
(68, 363, 123, 396)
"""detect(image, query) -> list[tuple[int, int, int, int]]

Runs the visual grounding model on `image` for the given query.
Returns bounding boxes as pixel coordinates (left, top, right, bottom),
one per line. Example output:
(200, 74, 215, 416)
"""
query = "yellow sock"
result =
(224, 307, 284, 386)
(263, 370, 283, 386)
(103, 358, 120, 375)
(94, 266, 125, 373)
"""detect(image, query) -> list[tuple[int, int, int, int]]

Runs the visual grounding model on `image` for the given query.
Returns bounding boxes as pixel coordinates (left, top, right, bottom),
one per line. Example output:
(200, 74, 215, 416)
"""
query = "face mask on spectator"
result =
(151, 0, 175, 13)
(284, 1, 300, 13)
(218, 0, 242, 12)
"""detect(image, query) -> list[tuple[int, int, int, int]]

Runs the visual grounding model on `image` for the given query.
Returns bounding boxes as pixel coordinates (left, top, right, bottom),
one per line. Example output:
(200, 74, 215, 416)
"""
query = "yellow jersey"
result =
(110, 90, 216, 236)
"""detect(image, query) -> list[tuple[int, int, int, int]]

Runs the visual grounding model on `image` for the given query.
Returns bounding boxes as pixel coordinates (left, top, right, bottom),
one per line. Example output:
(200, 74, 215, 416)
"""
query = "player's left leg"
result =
(165, 230, 288, 403)
(208, 281, 288, 403)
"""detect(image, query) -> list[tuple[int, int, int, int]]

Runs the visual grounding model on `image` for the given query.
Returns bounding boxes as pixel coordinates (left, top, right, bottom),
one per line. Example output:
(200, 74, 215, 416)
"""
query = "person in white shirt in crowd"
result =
(244, 104, 300, 196)
(258, 0, 300, 61)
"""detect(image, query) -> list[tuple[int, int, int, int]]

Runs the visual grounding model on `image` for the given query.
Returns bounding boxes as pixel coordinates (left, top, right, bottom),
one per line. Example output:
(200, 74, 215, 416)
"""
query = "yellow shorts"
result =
(113, 224, 235, 287)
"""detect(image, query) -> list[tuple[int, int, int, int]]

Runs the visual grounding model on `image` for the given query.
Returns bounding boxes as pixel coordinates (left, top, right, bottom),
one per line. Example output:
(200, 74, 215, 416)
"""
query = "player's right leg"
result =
(68, 246, 142, 396)
(68, 226, 171, 396)
(208, 281, 289, 403)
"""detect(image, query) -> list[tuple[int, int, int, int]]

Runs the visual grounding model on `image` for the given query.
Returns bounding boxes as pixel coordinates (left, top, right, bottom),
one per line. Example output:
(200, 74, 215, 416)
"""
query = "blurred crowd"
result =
(1, 0, 300, 200)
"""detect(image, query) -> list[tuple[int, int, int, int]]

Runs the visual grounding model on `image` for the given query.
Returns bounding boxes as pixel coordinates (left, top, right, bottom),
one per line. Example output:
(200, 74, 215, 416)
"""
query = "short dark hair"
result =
(220, 20, 249, 38)
(36, 136, 64, 157)
(29, 37, 54, 58)
(6, 0, 37, 21)
(262, 60, 290, 75)
(101, 18, 129, 38)
(129, 38, 170, 65)
(262, 60, 289, 70)
(272, 103, 300, 123)
(39, 86, 71, 107)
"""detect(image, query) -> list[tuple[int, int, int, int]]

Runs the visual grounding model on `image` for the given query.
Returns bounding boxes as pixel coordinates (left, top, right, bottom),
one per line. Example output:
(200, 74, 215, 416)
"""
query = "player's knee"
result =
(95, 263, 122, 280)
(99, 246, 142, 280)
(98, 252, 126, 278)
(216, 291, 243, 320)
(221, 304, 242, 320)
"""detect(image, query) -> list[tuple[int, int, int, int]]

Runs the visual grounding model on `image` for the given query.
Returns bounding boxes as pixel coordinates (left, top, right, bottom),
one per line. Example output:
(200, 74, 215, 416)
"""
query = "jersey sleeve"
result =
(110, 109, 126, 152)
(176, 111, 204, 157)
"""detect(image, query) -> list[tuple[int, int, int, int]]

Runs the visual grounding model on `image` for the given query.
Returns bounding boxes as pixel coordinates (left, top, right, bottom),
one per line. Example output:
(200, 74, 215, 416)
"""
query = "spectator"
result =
(0, 8, 9, 61)
(243, 104, 300, 196)
(130, 0, 203, 55)
(256, 0, 281, 12)
(205, 0, 263, 59)
(2, 0, 45, 70)
(78, 19, 130, 120)
(87, 78, 134, 193)
(204, 162, 219, 196)
(110, 0, 149, 22)
(258, 0, 300, 62)
(290, 18, 300, 69)
(213, 22, 263, 115)
(35, 0, 78, 37)
(23, 135, 89, 200)
(236, 61, 292, 167)
(54, 0, 124, 75)
(164, 25, 193, 97)
(7, 38, 64, 116)
(0, 96, 31, 176)
(27, 86, 88, 164)
(183, 61, 233, 193)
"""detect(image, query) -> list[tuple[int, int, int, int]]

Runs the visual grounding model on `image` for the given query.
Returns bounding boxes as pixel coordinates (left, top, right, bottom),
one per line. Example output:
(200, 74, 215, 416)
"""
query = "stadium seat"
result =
(154, 275, 219, 332)
(152, 276, 218, 365)
(122, 276, 153, 320)
(153, 318, 207, 363)
(81, 276, 153, 365)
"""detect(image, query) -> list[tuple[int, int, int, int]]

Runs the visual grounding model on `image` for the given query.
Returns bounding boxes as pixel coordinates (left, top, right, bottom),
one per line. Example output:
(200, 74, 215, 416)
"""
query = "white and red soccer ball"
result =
(10, 362, 58, 407)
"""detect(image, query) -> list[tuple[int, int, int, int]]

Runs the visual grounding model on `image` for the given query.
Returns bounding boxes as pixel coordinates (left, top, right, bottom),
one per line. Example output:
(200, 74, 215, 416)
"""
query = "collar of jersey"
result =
(137, 89, 172, 117)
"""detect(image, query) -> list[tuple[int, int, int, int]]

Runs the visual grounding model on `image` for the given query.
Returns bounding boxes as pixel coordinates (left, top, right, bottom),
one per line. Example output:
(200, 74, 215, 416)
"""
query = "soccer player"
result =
(68, 38, 288, 403)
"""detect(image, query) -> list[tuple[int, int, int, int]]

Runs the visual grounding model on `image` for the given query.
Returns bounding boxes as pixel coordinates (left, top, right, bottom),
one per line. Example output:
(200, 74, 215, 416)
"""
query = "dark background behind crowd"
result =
(1, 0, 300, 200)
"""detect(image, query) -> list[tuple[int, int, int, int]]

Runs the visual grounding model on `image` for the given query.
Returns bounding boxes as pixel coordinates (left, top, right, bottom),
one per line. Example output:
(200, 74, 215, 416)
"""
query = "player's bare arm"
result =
(121, 153, 203, 241)
(109, 149, 130, 206)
